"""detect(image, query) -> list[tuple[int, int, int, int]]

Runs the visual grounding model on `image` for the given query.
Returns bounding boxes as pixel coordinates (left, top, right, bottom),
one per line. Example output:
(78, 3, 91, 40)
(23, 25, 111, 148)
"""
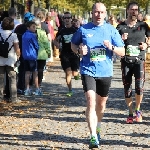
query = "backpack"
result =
(0, 33, 13, 58)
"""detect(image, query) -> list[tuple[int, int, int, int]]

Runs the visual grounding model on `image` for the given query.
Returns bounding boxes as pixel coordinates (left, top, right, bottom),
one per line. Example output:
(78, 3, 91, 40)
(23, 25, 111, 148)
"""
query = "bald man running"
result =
(71, 2, 125, 149)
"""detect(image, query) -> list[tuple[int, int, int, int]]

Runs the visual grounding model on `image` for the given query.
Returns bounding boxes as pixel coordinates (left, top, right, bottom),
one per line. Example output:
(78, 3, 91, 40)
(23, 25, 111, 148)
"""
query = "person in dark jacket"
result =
(14, 12, 35, 94)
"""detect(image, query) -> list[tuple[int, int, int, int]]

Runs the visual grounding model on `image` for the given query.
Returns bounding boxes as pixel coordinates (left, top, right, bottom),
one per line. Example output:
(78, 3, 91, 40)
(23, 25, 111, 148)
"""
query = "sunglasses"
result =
(63, 17, 71, 19)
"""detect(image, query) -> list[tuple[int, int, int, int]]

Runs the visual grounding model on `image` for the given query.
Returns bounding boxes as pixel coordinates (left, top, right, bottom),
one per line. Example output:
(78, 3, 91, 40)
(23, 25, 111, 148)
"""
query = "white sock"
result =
(97, 122, 101, 128)
(91, 134, 97, 138)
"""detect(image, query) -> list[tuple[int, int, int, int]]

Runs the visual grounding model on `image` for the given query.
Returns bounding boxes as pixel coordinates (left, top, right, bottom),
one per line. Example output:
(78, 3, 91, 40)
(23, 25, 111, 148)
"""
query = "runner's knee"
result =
(135, 79, 144, 95)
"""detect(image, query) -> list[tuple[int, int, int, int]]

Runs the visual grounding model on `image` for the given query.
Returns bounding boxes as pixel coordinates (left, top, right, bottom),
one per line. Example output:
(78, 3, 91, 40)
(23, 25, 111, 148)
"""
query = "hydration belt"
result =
(122, 56, 144, 63)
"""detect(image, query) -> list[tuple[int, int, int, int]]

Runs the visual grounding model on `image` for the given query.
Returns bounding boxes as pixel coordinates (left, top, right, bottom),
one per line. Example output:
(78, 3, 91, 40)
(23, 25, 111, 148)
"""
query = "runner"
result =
(71, 2, 125, 149)
(54, 12, 79, 97)
(72, 18, 81, 29)
(116, 1, 150, 123)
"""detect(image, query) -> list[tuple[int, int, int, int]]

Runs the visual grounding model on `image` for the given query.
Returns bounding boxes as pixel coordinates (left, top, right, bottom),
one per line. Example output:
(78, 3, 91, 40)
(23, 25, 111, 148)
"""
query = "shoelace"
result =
(136, 111, 141, 118)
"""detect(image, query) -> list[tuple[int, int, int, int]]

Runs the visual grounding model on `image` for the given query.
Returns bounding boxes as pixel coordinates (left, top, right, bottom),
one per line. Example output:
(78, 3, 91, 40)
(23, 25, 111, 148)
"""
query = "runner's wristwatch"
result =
(77, 47, 80, 54)
(112, 45, 115, 51)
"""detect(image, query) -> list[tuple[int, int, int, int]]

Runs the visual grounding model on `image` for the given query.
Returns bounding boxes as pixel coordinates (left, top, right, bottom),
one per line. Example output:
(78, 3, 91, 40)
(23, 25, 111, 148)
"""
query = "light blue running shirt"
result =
(71, 21, 124, 77)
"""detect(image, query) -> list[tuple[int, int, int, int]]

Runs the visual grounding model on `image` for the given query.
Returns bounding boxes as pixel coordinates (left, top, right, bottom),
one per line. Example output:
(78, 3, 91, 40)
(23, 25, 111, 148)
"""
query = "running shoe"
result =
(96, 127, 101, 143)
(135, 111, 142, 122)
(24, 89, 32, 96)
(126, 116, 133, 124)
(46, 58, 51, 62)
(17, 89, 24, 95)
(34, 89, 43, 96)
(66, 91, 73, 97)
(89, 136, 99, 149)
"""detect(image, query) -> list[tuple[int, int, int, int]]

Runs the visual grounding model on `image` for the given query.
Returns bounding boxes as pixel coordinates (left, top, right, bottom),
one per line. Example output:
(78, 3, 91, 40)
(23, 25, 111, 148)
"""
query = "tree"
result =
(146, 0, 150, 14)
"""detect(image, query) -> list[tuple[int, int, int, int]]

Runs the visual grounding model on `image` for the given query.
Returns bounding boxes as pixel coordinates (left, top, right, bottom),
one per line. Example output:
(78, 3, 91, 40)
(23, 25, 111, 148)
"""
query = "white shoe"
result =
(46, 58, 53, 62)
(24, 89, 32, 96)
(34, 89, 43, 96)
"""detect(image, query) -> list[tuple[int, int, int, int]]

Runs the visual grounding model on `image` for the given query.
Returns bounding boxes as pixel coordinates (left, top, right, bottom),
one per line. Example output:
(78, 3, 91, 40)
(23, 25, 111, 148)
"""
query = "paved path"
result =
(0, 59, 150, 150)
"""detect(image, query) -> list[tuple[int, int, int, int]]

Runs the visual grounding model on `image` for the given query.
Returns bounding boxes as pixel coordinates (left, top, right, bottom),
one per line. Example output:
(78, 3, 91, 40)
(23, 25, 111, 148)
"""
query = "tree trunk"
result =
(31, 0, 34, 14)
(45, 0, 50, 11)
(146, 1, 150, 14)
(11, 0, 14, 7)
(37, 0, 41, 8)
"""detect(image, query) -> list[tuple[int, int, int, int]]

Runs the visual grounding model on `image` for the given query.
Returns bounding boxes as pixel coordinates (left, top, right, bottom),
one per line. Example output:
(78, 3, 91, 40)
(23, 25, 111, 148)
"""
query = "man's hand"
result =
(79, 43, 88, 55)
(122, 33, 128, 40)
(146, 37, 150, 46)
(138, 42, 147, 50)
(103, 40, 113, 50)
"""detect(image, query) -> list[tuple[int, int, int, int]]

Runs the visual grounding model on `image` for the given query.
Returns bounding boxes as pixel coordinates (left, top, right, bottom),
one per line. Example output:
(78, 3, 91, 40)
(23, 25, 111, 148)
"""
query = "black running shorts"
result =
(81, 75, 112, 97)
(60, 54, 79, 71)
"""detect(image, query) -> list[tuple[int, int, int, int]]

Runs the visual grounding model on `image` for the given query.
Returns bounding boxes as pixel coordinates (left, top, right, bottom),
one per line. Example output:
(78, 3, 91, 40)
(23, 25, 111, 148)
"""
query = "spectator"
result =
(14, 12, 35, 95)
(34, 17, 50, 86)
(3, 8, 22, 100)
(22, 21, 40, 96)
(0, 17, 20, 103)
(50, 8, 60, 59)
(0, 11, 10, 99)
(50, 8, 60, 31)
(45, 12, 55, 62)
(8, 7, 21, 30)
(58, 13, 64, 29)
(137, 12, 143, 21)
(109, 15, 118, 28)
(72, 19, 81, 29)
(45, 12, 55, 40)
(144, 14, 150, 28)
(108, 14, 119, 63)
(0, 11, 9, 30)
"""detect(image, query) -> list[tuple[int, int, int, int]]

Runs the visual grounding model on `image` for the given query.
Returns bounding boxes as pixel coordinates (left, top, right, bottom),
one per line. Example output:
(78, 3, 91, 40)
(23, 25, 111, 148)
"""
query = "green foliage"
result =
(0, 0, 149, 16)
(42, 0, 149, 16)
(0, 0, 10, 11)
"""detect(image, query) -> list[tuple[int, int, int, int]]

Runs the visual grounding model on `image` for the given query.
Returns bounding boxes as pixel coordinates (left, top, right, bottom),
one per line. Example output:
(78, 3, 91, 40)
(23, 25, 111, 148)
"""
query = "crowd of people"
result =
(0, 1, 150, 149)
(0, 7, 83, 101)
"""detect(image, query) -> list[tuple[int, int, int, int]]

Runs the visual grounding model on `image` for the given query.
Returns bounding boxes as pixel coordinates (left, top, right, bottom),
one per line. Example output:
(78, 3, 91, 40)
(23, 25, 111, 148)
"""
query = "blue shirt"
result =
(22, 30, 39, 60)
(71, 22, 124, 77)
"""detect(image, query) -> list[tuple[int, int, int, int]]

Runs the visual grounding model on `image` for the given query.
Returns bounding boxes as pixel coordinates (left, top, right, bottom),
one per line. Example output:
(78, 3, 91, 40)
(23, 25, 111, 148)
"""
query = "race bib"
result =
(126, 45, 140, 56)
(63, 34, 73, 43)
(90, 48, 106, 61)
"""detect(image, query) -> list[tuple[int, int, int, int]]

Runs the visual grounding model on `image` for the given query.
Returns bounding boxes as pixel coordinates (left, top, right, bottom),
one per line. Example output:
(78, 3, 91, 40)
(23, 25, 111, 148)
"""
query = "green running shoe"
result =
(66, 91, 73, 97)
(89, 136, 99, 149)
